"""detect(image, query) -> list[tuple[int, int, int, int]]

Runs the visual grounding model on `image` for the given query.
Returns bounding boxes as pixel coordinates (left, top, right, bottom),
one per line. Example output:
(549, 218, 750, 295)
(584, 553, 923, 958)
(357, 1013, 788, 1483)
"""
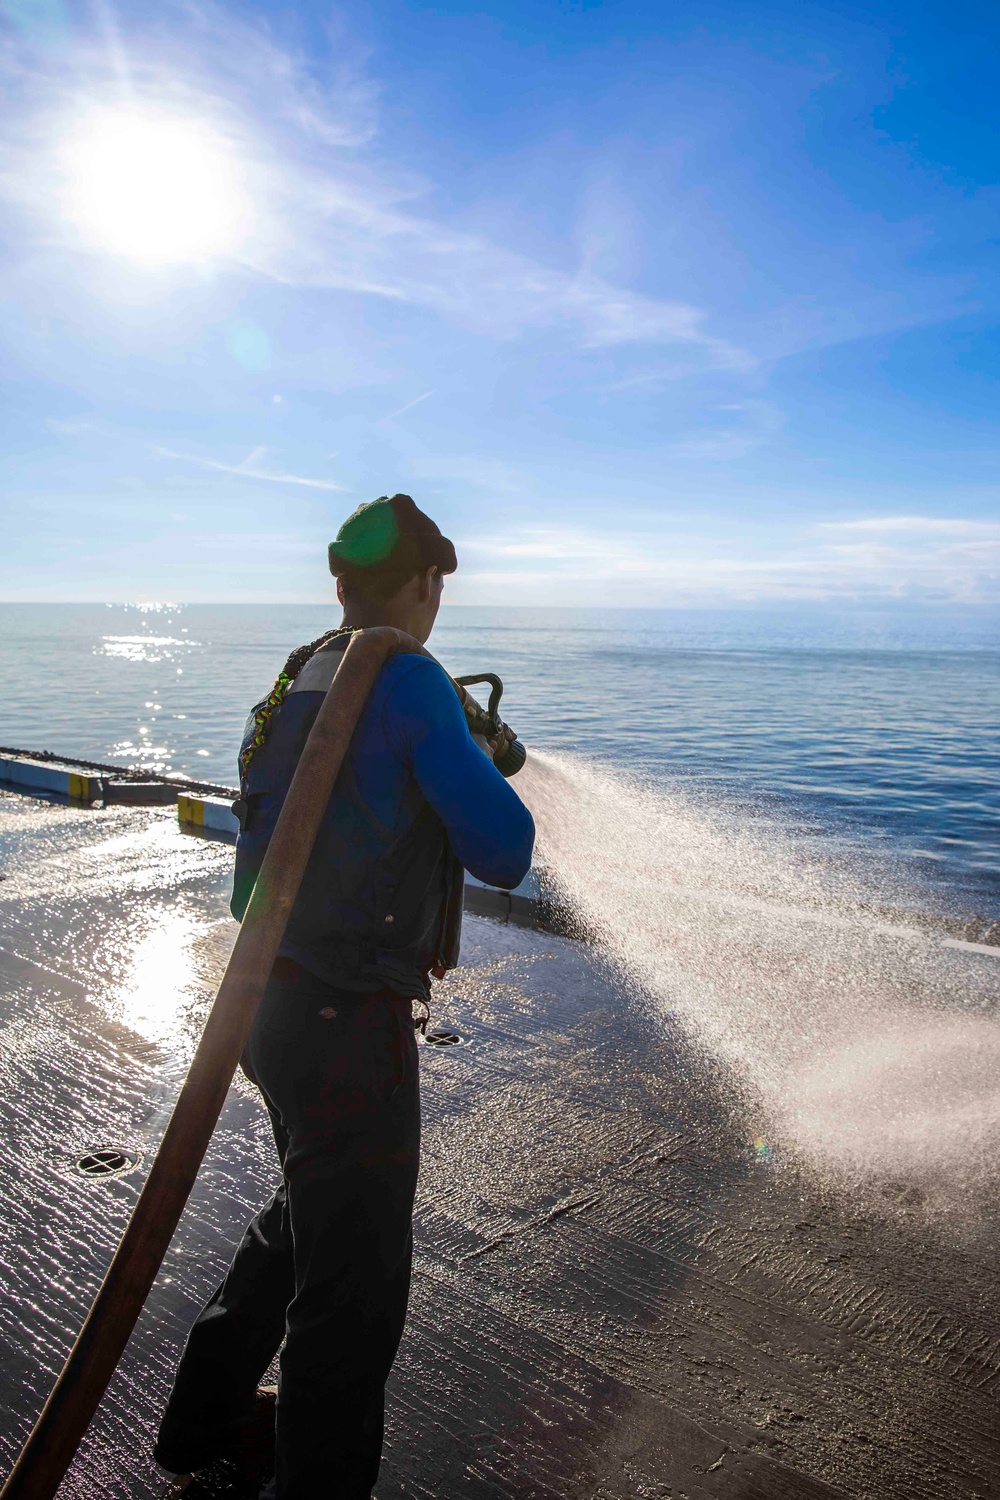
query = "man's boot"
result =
(154, 1385, 277, 1493)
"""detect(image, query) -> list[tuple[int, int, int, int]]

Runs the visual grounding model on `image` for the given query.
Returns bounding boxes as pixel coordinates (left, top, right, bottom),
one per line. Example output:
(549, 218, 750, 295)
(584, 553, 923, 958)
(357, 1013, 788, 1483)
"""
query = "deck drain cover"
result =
(75, 1148, 141, 1179)
(423, 1029, 463, 1047)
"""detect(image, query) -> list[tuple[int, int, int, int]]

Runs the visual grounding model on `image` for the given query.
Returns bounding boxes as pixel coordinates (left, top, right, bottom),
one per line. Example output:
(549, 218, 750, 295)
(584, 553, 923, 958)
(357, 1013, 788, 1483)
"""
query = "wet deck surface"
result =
(0, 789, 998, 1500)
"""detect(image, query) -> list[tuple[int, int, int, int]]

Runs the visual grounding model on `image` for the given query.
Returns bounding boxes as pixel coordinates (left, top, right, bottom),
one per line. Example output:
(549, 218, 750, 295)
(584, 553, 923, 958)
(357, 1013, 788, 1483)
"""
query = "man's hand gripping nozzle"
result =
(453, 673, 527, 778)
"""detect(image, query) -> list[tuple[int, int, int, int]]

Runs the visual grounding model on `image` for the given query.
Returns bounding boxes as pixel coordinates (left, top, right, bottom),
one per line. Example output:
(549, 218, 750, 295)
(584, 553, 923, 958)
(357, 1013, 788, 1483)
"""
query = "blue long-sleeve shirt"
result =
(233, 640, 535, 997)
(360, 653, 534, 890)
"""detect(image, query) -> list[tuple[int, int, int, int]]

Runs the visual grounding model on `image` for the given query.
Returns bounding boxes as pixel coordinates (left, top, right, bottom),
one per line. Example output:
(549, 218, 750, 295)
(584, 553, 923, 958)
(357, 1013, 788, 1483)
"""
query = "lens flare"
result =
(60, 105, 253, 264)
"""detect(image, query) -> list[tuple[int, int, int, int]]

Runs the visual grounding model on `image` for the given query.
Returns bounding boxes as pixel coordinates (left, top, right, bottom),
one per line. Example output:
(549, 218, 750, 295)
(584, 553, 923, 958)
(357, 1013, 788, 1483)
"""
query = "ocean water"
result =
(3, 600, 1000, 1205)
(1, 602, 997, 915)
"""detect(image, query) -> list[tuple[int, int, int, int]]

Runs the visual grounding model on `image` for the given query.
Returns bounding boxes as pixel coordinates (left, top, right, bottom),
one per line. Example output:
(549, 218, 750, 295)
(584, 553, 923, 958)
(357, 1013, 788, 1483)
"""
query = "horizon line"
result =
(1, 599, 998, 614)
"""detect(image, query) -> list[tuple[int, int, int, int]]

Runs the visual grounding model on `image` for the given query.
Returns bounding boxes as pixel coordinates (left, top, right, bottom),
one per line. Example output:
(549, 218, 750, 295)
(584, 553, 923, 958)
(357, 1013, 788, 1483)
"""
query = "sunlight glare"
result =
(114, 907, 201, 1043)
(62, 106, 252, 264)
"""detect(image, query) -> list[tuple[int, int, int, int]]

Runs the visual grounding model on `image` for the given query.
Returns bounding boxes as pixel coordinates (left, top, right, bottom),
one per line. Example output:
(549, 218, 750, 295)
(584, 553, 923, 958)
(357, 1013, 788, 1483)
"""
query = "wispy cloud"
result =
(661, 400, 783, 461)
(452, 515, 1000, 607)
(256, 198, 752, 367)
(46, 417, 93, 435)
(410, 454, 528, 495)
(380, 390, 435, 422)
(156, 445, 347, 491)
(817, 515, 1000, 537)
(0, 0, 753, 375)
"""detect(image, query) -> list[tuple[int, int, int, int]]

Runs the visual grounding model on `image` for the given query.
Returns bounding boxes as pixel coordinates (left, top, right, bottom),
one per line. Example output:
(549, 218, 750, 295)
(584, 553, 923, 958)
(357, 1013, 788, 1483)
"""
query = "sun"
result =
(61, 106, 253, 265)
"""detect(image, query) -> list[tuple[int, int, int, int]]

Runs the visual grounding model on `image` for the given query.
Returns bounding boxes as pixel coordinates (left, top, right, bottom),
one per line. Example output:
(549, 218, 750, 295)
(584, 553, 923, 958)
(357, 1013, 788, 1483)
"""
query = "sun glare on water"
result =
(61, 106, 252, 265)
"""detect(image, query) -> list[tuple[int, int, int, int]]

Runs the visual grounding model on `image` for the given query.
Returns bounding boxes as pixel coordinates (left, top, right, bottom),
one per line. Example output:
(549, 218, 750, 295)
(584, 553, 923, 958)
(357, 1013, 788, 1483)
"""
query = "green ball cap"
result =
(328, 494, 457, 576)
(332, 498, 399, 568)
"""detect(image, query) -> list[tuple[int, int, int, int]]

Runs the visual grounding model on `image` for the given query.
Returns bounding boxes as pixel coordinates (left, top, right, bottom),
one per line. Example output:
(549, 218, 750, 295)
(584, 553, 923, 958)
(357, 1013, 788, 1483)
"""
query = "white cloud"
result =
(0, 1, 753, 373)
(410, 454, 529, 495)
(817, 516, 1000, 537)
(156, 446, 347, 491)
(255, 192, 750, 365)
(46, 417, 94, 435)
(450, 515, 1000, 607)
(661, 399, 784, 461)
(380, 390, 435, 422)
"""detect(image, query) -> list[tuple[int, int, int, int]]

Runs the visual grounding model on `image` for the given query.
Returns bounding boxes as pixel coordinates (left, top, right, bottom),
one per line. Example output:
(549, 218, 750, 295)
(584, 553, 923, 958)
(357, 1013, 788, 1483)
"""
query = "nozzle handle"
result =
(453, 673, 526, 778)
(454, 673, 504, 723)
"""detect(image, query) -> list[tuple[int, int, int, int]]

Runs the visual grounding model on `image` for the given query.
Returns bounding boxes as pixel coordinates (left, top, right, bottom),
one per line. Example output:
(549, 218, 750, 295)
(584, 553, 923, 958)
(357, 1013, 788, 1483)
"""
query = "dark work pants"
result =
(156, 964, 421, 1500)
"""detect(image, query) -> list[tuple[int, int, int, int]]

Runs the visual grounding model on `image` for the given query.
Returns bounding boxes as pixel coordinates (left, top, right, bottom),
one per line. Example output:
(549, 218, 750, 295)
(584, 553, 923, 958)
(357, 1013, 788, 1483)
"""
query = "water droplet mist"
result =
(519, 751, 1000, 1215)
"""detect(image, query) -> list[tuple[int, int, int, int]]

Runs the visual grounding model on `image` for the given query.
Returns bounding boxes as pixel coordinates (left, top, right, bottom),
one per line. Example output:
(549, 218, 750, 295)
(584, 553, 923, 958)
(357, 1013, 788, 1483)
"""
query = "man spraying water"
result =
(154, 495, 535, 1498)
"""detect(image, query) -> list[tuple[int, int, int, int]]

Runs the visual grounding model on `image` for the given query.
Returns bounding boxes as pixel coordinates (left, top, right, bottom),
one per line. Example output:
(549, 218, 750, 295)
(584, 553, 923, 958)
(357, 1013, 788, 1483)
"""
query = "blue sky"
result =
(1, 0, 998, 605)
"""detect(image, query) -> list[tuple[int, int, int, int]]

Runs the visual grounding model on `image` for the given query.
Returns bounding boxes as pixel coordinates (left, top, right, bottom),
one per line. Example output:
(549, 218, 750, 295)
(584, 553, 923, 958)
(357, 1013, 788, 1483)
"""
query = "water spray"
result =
(517, 749, 1000, 1214)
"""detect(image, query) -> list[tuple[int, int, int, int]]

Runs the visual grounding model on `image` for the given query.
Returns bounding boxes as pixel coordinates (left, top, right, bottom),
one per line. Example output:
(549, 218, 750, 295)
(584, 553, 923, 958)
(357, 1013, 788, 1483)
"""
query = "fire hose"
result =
(0, 627, 524, 1500)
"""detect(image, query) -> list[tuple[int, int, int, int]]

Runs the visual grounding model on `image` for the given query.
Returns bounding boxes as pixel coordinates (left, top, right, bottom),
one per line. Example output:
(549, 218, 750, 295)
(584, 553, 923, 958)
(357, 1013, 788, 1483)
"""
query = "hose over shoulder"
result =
(0, 626, 426, 1500)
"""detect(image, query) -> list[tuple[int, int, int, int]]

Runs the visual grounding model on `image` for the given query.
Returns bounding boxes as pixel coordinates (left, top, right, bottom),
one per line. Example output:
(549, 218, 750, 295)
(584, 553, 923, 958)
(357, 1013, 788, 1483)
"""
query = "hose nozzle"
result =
(453, 673, 527, 778)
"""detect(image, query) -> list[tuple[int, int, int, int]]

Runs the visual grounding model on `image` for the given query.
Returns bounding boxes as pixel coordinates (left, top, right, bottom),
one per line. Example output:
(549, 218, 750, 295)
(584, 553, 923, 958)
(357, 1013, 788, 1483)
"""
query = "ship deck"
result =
(1, 788, 998, 1500)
